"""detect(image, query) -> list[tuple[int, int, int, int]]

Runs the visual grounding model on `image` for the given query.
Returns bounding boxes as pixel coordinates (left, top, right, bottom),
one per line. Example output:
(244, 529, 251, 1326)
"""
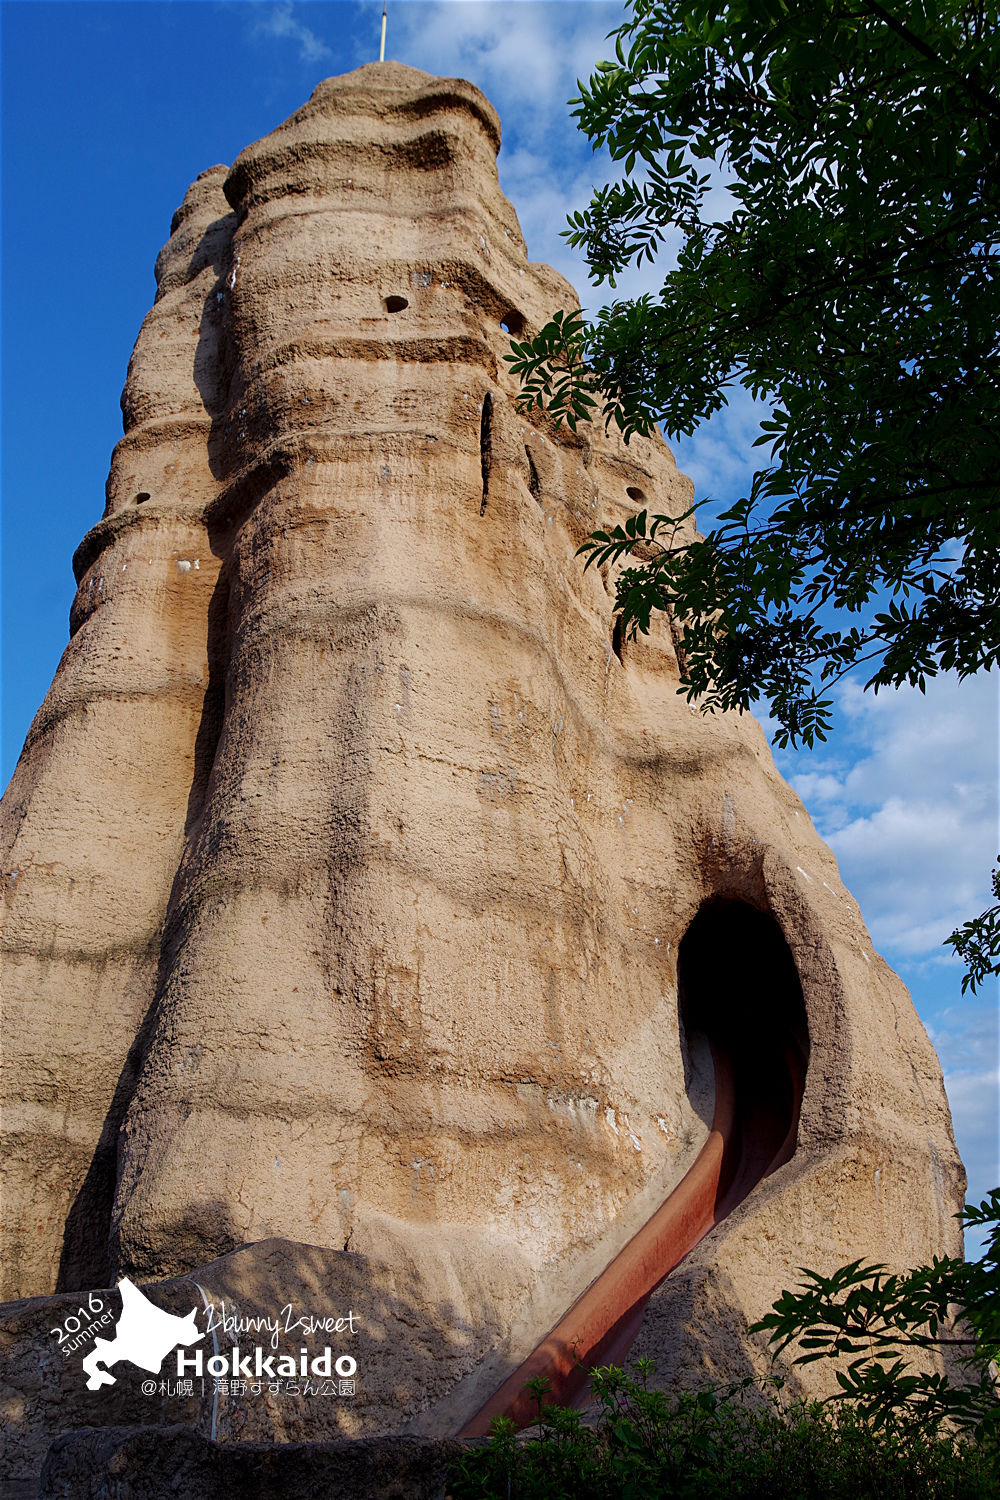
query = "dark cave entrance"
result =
(678, 897, 810, 1214)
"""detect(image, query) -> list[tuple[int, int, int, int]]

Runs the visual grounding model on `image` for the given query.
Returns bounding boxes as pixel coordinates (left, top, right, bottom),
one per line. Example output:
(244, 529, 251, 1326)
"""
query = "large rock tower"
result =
(1, 62, 964, 1478)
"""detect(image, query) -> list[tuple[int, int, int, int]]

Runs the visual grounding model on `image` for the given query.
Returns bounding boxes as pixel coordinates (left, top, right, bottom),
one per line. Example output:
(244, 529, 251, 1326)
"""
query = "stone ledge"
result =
(38, 1426, 466, 1500)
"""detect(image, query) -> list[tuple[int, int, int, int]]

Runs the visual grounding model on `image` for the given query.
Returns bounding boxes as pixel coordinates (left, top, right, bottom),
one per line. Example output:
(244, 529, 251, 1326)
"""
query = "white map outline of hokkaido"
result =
(82, 1279, 202, 1390)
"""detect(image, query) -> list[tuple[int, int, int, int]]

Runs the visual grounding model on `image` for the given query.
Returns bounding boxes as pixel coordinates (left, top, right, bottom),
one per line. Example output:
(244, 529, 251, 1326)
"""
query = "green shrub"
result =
(450, 1194, 999, 1496)
(448, 1362, 999, 1499)
(750, 1191, 1000, 1438)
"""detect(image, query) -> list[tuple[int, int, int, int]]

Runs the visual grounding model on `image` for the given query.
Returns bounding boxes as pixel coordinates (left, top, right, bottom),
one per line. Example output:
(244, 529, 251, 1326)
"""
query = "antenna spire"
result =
(379, 4, 387, 62)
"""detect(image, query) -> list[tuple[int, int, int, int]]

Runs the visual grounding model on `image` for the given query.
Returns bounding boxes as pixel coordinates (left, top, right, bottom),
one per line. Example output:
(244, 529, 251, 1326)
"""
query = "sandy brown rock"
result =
(0, 164, 233, 1298)
(0, 1236, 491, 1494)
(1, 59, 964, 1447)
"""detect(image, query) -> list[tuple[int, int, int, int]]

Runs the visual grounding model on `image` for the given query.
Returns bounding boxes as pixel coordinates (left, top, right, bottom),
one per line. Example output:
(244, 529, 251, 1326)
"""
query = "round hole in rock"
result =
(384, 295, 409, 314)
(626, 485, 646, 502)
(678, 897, 809, 1214)
(501, 311, 525, 336)
(135, 492, 151, 505)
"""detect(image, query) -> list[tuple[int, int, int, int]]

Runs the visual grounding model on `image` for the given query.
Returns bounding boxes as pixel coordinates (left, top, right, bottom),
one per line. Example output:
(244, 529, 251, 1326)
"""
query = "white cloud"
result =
(776, 673, 998, 961)
(670, 388, 772, 505)
(390, 2, 620, 118)
(252, 2, 333, 64)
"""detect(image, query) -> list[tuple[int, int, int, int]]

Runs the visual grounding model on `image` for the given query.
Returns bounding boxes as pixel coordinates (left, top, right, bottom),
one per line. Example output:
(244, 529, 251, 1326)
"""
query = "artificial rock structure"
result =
(1, 60, 964, 1476)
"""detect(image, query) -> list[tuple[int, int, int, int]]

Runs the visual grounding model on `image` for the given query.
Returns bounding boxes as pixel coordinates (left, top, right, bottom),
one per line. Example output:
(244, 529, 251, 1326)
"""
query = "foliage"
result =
(750, 1190, 1000, 1437)
(945, 863, 1000, 993)
(448, 1361, 999, 1499)
(507, 0, 1000, 752)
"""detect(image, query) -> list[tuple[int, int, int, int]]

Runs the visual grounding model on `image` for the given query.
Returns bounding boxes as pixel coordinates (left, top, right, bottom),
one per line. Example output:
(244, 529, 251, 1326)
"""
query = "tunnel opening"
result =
(460, 896, 809, 1436)
(679, 898, 809, 1214)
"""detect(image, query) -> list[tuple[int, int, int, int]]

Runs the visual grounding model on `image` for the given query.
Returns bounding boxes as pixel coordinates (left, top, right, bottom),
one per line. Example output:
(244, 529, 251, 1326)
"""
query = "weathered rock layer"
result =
(2, 61, 964, 1443)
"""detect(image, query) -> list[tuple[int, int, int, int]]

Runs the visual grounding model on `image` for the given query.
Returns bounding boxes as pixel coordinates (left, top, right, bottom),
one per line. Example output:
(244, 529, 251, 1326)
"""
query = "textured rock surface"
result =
(0, 1237, 481, 1495)
(1, 59, 964, 1453)
(1, 159, 232, 1298)
(38, 1427, 462, 1500)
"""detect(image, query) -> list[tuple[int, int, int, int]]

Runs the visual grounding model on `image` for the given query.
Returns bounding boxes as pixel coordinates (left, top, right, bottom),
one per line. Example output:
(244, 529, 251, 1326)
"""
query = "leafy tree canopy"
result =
(509, 0, 1000, 751)
(509, 0, 1000, 989)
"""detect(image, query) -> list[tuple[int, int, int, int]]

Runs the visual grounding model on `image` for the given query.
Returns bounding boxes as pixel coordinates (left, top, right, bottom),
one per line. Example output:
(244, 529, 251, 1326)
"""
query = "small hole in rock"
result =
(480, 393, 494, 516)
(384, 295, 409, 314)
(500, 311, 524, 336)
(612, 618, 624, 664)
(626, 485, 646, 502)
(135, 492, 151, 505)
(525, 447, 541, 502)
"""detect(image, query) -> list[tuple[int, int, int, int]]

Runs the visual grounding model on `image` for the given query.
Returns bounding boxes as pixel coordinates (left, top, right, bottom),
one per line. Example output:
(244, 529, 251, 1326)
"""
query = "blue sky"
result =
(2, 1, 996, 1240)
